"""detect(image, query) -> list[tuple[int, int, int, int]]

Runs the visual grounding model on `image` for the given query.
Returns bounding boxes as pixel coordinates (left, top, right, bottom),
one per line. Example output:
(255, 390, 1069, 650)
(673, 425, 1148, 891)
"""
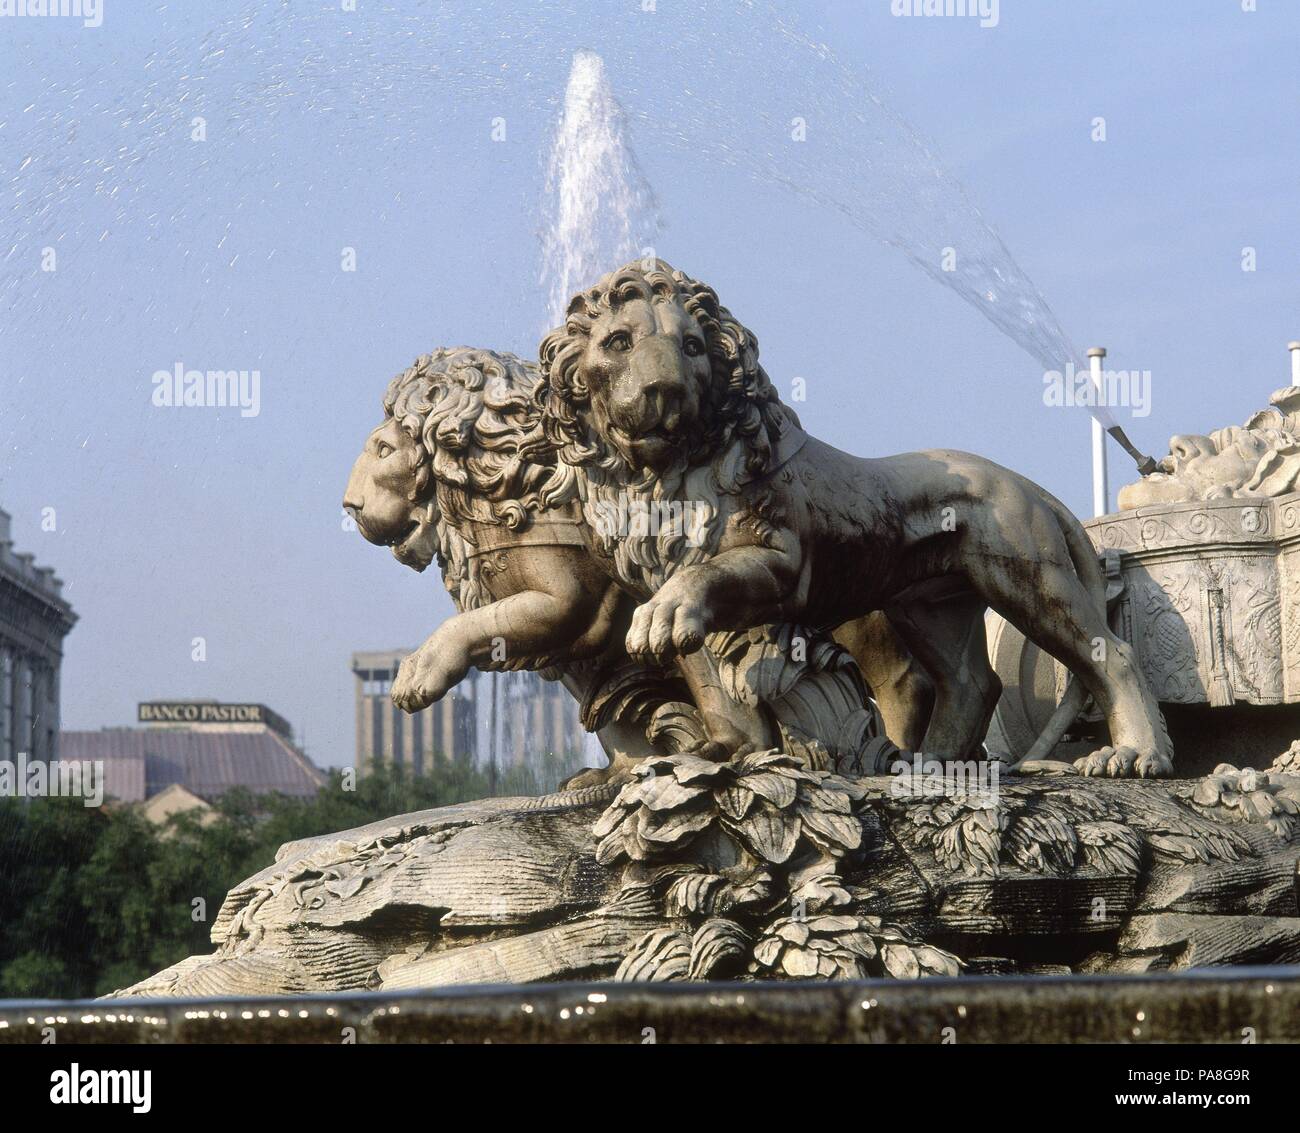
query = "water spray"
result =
(539, 51, 660, 327)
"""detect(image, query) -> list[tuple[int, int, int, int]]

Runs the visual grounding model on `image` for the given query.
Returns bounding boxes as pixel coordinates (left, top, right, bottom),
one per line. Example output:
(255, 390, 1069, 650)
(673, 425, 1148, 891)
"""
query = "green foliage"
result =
(0, 754, 586, 999)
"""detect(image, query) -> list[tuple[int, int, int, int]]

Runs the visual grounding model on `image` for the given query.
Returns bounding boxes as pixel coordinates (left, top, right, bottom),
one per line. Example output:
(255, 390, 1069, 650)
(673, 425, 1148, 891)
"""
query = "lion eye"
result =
(376, 442, 394, 458)
(682, 337, 705, 357)
(603, 332, 632, 352)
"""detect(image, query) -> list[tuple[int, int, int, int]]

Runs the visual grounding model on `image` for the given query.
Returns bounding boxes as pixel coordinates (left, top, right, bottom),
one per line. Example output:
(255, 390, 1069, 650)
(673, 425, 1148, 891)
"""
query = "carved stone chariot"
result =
(991, 384, 1300, 778)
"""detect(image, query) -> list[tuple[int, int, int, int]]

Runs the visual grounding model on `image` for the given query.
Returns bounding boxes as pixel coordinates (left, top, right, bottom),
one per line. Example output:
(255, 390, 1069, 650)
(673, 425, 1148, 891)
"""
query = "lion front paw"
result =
(678, 738, 755, 764)
(1073, 745, 1173, 779)
(626, 585, 709, 663)
(391, 647, 458, 713)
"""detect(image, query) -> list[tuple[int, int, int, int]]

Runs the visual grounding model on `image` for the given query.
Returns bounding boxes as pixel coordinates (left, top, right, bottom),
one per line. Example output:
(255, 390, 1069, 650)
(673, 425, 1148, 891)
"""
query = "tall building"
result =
(351, 650, 478, 774)
(486, 669, 587, 772)
(350, 651, 587, 777)
(0, 507, 76, 765)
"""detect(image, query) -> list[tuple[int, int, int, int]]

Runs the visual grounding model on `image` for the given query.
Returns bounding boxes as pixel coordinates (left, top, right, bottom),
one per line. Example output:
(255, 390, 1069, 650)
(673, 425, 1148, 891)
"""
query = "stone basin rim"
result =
(6, 963, 1300, 1014)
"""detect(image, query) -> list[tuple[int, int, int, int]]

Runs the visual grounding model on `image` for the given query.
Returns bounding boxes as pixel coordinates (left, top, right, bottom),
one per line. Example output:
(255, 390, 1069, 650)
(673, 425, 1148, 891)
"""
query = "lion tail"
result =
(1016, 499, 1107, 763)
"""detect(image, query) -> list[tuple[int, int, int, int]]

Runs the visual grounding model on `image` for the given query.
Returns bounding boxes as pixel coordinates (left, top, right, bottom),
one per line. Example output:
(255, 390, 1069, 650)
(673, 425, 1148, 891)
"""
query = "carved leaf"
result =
(592, 805, 629, 841)
(1076, 820, 1143, 875)
(808, 787, 853, 815)
(1005, 809, 1079, 875)
(774, 920, 811, 947)
(796, 804, 863, 856)
(688, 919, 751, 980)
(781, 949, 822, 978)
(790, 873, 852, 913)
(837, 932, 879, 963)
(881, 942, 921, 980)
(714, 785, 756, 821)
(932, 805, 1004, 877)
(323, 873, 366, 901)
(635, 803, 715, 847)
(1140, 809, 1250, 863)
(668, 754, 729, 785)
(594, 825, 630, 867)
(738, 749, 818, 781)
(913, 944, 963, 978)
(730, 800, 801, 864)
(666, 872, 728, 917)
(625, 774, 708, 812)
(614, 929, 691, 982)
(741, 771, 798, 809)
(719, 868, 774, 910)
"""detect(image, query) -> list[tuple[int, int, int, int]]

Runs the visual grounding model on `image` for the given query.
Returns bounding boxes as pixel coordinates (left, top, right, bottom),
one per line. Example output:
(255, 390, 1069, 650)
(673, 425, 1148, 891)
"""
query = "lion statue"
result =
(343, 345, 894, 783)
(342, 346, 674, 782)
(539, 259, 1174, 778)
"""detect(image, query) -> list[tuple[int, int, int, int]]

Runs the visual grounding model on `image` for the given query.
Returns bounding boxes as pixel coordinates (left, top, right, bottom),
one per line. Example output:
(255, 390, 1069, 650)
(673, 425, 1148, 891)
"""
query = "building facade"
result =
(0, 507, 76, 766)
(61, 699, 324, 810)
(486, 669, 587, 771)
(351, 651, 586, 777)
(351, 650, 478, 774)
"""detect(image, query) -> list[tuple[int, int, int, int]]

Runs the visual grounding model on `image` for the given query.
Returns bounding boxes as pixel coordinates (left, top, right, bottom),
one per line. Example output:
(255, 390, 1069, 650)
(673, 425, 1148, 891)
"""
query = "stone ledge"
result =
(4, 968, 1298, 1043)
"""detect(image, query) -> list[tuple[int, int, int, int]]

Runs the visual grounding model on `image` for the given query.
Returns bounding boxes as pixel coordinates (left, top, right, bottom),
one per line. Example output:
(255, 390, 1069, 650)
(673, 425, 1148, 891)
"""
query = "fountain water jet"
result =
(539, 50, 661, 326)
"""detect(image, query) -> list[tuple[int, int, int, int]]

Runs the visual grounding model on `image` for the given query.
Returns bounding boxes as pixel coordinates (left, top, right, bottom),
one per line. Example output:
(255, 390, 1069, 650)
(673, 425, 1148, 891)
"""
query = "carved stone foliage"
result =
(593, 748, 960, 982)
(113, 757, 1300, 997)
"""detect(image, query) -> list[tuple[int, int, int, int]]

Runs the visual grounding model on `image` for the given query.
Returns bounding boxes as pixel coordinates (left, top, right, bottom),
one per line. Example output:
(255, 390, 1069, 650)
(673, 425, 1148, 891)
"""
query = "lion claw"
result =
(627, 587, 710, 663)
(1073, 745, 1172, 779)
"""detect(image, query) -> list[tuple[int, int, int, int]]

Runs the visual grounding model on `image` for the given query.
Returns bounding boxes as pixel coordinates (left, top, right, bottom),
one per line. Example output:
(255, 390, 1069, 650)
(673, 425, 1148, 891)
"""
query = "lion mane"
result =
(383, 346, 576, 610)
(538, 259, 801, 594)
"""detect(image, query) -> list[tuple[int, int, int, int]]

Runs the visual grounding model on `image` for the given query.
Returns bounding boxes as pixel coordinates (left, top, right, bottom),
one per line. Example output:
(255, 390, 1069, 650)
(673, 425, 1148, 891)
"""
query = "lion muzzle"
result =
(610, 334, 695, 440)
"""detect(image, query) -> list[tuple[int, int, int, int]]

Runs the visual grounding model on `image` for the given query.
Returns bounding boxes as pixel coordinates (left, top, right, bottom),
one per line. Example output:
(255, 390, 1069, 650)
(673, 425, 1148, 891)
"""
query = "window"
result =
(18, 659, 33, 757)
(411, 710, 424, 775)
(0, 649, 12, 760)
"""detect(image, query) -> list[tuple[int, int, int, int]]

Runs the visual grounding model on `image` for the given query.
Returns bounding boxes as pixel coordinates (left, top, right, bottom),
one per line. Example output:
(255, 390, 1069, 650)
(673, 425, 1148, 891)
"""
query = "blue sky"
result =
(2, 1, 1297, 768)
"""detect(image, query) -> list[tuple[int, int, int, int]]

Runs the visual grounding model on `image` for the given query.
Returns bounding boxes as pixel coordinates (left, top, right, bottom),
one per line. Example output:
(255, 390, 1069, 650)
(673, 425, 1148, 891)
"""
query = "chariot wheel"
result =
(984, 611, 1073, 759)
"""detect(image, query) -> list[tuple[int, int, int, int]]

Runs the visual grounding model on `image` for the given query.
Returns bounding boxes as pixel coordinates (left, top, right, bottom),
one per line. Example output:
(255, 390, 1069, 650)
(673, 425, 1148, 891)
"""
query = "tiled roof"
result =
(60, 728, 324, 803)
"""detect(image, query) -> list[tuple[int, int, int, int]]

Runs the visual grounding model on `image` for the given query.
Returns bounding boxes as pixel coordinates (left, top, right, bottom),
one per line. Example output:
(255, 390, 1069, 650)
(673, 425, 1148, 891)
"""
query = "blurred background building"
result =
(351, 650, 588, 785)
(61, 699, 324, 820)
(352, 650, 477, 774)
(0, 506, 76, 766)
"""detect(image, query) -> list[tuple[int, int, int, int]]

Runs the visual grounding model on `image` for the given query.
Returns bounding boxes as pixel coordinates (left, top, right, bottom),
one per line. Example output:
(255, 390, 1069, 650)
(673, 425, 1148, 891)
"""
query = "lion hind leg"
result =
(885, 582, 1000, 763)
(969, 548, 1172, 778)
(834, 611, 933, 752)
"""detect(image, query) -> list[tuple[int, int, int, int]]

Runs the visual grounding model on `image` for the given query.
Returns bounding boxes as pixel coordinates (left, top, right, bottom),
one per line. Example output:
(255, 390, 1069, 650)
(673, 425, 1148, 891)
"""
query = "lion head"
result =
(539, 259, 800, 593)
(343, 347, 574, 609)
(540, 258, 795, 480)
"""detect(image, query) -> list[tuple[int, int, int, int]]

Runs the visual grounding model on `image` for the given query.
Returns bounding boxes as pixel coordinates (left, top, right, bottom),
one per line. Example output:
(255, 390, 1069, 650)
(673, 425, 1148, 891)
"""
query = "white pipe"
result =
(1289, 341, 1300, 387)
(1088, 347, 1109, 517)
